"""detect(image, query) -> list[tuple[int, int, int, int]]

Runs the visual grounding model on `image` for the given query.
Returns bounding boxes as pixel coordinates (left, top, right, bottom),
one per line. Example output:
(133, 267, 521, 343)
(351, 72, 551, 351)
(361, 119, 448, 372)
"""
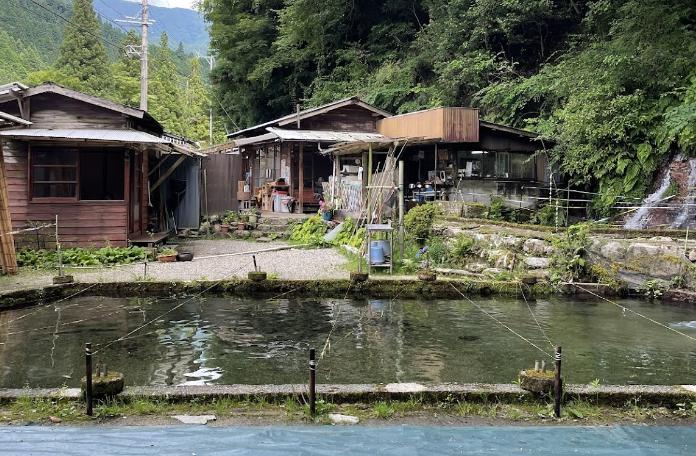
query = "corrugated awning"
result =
(0, 128, 200, 156)
(0, 128, 168, 143)
(266, 127, 388, 143)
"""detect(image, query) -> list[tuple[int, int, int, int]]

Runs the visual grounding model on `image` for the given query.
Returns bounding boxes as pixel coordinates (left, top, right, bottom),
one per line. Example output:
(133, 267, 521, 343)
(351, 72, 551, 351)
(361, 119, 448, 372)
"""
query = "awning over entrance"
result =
(0, 128, 199, 156)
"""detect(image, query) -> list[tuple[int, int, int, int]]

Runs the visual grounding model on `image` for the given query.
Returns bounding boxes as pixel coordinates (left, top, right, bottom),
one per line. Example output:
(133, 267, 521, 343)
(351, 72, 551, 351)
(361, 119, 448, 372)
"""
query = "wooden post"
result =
(398, 160, 405, 262)
(0, 141, 18, 274)
(85, 342, 93, 416)
(298, 143, 304, 213)
(367, 144, 373, 187)
(554, 346, 562, 418)
(309, 348, 316, 417)
(55, 215, 62, 277)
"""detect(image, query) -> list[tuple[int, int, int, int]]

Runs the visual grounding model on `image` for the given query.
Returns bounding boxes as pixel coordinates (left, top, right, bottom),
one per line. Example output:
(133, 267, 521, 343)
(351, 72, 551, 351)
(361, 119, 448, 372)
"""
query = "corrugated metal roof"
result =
(266, 127, 389, 142)
(0, 128, 168, 143)
(233, 132, 278, 147)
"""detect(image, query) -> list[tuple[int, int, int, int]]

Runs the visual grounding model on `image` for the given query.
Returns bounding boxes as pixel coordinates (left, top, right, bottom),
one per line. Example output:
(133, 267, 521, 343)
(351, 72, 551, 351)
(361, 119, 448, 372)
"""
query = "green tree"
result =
(110, 30, 141, 107)
(149, 33, 184, 133)
(182, 58, 211, 143)
(55, 0, 110, 95)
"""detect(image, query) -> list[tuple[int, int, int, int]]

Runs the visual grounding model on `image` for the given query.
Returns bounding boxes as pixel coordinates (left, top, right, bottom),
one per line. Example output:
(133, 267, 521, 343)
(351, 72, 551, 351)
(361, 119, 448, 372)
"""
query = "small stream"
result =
(0, 296, 695, 387)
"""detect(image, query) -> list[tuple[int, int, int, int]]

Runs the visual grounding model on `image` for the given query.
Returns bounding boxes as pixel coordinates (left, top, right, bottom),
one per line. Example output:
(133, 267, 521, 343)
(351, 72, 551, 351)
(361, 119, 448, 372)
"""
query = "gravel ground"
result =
(0, 240, 349, 293)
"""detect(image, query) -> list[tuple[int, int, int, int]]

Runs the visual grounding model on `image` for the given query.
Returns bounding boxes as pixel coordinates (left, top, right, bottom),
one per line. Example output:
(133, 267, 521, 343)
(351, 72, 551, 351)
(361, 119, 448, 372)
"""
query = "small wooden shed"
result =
(0, 82, 197, 250)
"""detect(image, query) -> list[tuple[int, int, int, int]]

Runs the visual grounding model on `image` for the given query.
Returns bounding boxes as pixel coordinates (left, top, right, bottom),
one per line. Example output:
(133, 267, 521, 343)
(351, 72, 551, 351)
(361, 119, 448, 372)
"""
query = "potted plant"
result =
(157, 247, 178, 263)
(320, 201, 335, 221)
(221, 212, 236, 234)
(416, 245, 436, 281)
(248, 255, 267, 282)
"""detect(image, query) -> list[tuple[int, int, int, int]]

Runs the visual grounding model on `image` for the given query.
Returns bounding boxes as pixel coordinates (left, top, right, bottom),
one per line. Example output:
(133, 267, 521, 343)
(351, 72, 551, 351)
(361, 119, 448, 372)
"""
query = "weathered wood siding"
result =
(293, 105, 381, 132)
(24, 94, 128, 129)
(377, 108, 479, 142)
(2, 140, 128, 247)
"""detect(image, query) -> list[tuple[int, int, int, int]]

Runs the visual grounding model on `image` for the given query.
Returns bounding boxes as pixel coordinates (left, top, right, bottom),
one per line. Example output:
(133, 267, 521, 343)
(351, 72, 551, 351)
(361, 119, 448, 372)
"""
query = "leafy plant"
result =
(638, 280, 668, 300)
(533, 201, 567, 227)
(451, 234, 476, 258)
(17, 246, 149, 269)
(404, 203, 442, 240)
(332, 217, 365, 249)
(289, 215, 328, 246)
(550, 223, 590, 283)
(158, 247, 178, 256)
(486, 197, 507, 221)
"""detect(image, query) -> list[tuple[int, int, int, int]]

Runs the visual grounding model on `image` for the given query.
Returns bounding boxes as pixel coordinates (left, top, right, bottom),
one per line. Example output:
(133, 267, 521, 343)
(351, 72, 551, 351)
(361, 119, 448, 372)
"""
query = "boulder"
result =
(519, 370, 555, 394)
(466, 262, 488, 273)
(523, 238, 553, 256)
(329, 414, 360, 425)
(524, 257, 550, 269)
(81, 372, 124, 398)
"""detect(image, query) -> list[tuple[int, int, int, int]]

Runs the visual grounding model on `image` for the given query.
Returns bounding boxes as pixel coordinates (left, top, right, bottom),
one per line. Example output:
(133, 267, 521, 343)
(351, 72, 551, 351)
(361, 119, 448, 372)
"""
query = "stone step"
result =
(255, 223, 295, 233)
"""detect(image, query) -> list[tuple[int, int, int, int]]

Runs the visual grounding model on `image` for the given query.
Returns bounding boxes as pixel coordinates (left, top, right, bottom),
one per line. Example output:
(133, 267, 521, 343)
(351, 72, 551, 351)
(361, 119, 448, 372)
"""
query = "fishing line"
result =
(518, 282, 555, 349)
(449, 282, 553, 358)
(93, 263, 249, 355)
(572, 284, 696, 343)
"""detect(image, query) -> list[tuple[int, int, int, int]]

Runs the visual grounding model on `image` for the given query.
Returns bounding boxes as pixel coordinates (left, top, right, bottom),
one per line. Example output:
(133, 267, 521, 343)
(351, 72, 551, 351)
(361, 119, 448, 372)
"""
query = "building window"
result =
(80, 151, 124, 200)
(30, 147, 124, 201)
(31, 148, 78, 198)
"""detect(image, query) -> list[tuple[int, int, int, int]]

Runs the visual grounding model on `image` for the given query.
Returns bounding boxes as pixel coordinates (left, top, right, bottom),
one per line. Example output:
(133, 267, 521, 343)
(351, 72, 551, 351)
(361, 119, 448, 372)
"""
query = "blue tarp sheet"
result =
(2, 425, 694, 455)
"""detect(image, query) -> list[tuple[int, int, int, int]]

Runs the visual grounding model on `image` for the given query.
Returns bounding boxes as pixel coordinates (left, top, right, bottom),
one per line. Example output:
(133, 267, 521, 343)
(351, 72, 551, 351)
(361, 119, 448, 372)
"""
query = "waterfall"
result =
(671, 158, 696, 228)
(624, 170, 672, 230)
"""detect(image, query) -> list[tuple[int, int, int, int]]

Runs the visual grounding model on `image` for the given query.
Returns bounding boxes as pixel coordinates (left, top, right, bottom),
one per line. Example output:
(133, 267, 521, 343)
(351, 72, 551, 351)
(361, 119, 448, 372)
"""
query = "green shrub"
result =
(404, 203, 442, 239)
(333, 217, 365, 249)
(289, 215, 328, 245)
(451, 234, 476, 258)
(486, 197, 507, 220)
(533, 201, 567, 227)
(426, 236, 448, 266)
(550, 223, 589, 283)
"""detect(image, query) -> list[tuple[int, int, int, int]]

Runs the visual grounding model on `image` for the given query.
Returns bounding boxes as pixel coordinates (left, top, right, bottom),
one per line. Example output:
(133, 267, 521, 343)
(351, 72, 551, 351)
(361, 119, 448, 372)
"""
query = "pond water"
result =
(0, 295, 695, 388)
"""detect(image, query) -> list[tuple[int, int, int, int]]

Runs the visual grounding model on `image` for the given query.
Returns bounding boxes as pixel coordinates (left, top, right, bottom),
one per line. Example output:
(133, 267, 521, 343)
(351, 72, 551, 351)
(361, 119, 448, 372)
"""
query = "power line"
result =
(18, 0, 122, 50)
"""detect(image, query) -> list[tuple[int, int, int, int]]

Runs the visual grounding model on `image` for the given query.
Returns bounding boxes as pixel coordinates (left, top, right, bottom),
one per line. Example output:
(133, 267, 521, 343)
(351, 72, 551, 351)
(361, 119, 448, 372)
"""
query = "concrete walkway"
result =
(0, 240, 350, 293)
(2, 425, 695, 455)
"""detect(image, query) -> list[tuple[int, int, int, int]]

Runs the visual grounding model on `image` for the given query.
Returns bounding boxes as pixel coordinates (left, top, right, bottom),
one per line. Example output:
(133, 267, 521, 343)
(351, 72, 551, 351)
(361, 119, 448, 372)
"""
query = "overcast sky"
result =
(126, 0, 197, 10)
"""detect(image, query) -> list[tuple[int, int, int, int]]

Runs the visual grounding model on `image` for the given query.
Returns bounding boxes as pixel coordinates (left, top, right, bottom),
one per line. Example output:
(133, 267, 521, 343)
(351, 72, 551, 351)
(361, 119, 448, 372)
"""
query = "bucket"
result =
(377, 239, 391, 257)
(322, 211, 333, 221)
(369, 241, 385, 264)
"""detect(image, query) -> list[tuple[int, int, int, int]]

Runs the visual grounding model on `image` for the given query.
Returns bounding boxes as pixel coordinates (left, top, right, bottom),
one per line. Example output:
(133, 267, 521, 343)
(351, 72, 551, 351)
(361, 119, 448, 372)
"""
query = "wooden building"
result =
(209, 101, 551, 216)
(329, 107, 553, 211)
(0, 82, 198, 248)
(211, 97, 391, 213)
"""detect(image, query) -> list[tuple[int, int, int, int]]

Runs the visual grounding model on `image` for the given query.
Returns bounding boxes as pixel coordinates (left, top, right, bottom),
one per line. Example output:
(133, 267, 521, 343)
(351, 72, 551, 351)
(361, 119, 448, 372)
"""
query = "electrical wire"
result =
(518, 282, 554, 349)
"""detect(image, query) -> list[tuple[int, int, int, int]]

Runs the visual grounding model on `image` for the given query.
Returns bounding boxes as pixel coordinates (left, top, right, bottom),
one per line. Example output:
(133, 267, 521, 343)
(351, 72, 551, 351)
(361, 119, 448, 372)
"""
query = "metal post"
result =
(554, 346, 562, 418)
(140, 0, 149, 111)
(309, 348, 316, 417)
(85, 342, 93, 416)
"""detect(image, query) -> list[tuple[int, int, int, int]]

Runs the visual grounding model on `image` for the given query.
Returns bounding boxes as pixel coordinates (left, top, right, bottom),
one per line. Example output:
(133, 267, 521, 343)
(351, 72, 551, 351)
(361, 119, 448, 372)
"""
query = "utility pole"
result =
(116, 0, 154, 111)
(198, 53, 216, 144)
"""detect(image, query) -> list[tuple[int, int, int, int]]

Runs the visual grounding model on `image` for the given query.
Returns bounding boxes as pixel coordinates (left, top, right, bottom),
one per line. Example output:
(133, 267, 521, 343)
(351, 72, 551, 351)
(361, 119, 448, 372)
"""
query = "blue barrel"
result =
(377, 239, 391, 257)
(369, 241, 385, 264)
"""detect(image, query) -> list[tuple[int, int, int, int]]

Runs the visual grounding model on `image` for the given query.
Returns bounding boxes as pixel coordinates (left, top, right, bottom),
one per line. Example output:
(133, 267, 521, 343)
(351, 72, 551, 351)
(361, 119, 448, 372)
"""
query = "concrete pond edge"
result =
(1, 383, 695, 408)
(0, 277, 659, 311)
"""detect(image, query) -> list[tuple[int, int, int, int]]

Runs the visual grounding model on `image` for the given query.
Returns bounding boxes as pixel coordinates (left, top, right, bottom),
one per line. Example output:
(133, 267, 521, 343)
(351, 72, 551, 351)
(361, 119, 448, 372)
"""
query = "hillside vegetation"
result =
(0, 0, 220, 144)
(202, 0, 696, 212)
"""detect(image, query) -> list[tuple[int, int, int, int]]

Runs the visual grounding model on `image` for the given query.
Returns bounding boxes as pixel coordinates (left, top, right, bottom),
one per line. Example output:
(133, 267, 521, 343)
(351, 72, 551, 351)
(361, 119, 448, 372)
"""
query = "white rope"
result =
(518, 282, 555, 349)
(449, 282, 553, 358)
(572, 284, 696, 343)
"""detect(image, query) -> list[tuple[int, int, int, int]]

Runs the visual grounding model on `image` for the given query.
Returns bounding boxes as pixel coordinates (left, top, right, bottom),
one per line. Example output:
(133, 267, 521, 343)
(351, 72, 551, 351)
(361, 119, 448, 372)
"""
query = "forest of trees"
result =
(202, 0, 696, 212)
(0, 0, 220, 144)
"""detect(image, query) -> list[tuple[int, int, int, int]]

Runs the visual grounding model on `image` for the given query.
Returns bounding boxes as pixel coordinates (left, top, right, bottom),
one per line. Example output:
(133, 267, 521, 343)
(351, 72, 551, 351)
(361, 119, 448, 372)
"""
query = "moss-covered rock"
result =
(519, 370, 555, 394)
(81, 372, 124, 398)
